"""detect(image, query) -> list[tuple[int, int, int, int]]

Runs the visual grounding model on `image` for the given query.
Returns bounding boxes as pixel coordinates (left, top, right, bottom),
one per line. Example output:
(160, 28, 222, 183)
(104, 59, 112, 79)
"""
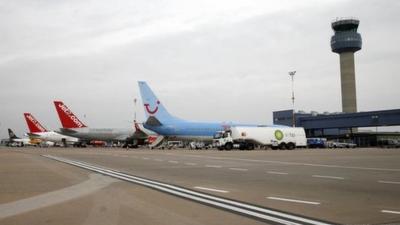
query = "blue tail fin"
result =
(138, 81, 179, 124)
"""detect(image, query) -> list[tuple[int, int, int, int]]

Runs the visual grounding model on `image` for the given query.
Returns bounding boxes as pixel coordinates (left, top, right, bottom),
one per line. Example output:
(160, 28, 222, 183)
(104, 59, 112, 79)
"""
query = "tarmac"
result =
(0, 147, 399, 224)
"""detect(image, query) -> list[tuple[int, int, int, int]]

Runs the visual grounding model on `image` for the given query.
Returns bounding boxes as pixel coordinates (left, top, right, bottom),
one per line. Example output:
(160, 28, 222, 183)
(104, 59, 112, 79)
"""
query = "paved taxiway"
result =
(1, 147, 400, 224)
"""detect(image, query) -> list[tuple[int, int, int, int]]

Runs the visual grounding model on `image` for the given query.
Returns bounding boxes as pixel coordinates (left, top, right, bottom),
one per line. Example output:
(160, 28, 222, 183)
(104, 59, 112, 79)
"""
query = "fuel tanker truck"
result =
(213, 126, 307, 150)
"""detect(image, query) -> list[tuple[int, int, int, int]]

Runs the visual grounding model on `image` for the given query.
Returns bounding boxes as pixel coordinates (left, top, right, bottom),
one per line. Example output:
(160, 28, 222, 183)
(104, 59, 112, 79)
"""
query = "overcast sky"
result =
(1, 0, 399, 137)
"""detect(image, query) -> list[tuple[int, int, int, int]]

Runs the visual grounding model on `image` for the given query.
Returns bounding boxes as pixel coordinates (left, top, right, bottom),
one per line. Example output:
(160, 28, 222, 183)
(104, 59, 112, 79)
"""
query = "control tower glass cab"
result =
(331, 18, 362, 113)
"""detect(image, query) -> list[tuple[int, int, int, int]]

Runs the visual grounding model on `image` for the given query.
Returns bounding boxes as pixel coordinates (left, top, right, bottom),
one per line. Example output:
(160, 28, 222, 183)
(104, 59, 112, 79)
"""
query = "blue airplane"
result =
(138, 81, 280, 145)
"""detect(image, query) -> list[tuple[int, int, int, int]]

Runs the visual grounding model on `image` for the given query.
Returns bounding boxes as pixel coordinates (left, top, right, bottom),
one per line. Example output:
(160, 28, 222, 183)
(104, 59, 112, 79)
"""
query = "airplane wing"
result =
(57, 128, 78, 135)
(27, 133, 41, 138)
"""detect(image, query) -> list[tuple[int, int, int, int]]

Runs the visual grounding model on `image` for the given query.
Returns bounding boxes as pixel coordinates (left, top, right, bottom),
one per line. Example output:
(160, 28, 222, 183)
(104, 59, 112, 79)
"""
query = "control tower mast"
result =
(331, 18, 362, 113)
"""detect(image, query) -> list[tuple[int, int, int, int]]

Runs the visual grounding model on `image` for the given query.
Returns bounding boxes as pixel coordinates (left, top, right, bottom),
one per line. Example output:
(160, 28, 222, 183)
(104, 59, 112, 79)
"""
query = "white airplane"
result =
(7, 128, 39, 146)
(23, 113, 79, 146)
(53, 101, 135, 144)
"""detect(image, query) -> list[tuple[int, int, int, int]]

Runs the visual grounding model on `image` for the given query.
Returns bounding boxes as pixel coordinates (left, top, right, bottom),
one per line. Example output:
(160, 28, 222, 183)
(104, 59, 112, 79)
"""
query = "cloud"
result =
(0, 0, 399, 136)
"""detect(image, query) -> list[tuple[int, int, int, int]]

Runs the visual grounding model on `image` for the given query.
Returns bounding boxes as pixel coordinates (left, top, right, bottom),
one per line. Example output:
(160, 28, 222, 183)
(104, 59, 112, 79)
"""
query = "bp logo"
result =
(274, 130, 284, 140)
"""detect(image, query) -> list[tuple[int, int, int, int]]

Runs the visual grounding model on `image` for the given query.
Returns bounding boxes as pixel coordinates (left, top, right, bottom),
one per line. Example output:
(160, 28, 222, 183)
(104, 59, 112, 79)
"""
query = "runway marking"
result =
(172, 154, 400, 172)
(229, 168, 248, 171)
(154, 159, 164, 162)
(267, 197, 320, 205)
(168, 160, 179, 164)
(267, 171, 288, 175)
(0, 174, 116, 219)
(194, 186, 229, 193)
(42, 155, 332, 225)
(143, 157, 149, 160)
(205, 165, 222, 168)
(185, 162, 197, 166)
(312, 175, 344, 180)
(381, 210, 400, 215)
(378, 180, 400, 185)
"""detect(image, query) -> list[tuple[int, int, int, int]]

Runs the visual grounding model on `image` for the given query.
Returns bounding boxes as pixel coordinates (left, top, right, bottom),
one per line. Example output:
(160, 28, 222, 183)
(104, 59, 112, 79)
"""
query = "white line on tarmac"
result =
(312, 175, 344, 180)
(194, 186, 229, 193)
(381, 210, 400, 215)
(267, 171, 288, 175)
(44, 155, 330, 225)
(205, 165, 222, 168)
(170, 154, 400, 172)
(229, 168, 248, 171)
(168, 160, 179, 164)
(185, 162, 197, 166)
(143, 157, 149, 160)
(378, 180, 400, 185)
(267, 197, 320, 205)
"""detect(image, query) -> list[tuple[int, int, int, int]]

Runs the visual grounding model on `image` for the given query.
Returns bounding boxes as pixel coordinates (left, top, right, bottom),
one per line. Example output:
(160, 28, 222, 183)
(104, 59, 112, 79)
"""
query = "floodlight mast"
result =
(289, 71, 296, 127)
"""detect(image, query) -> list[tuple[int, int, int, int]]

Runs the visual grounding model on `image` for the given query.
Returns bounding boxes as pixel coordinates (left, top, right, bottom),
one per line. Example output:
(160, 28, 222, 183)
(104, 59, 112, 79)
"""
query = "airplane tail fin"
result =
(8, 128, 19, 139)
(138, 81, 179, 125)
(53, 101, 87, 129)
(24, 113, 48, 133)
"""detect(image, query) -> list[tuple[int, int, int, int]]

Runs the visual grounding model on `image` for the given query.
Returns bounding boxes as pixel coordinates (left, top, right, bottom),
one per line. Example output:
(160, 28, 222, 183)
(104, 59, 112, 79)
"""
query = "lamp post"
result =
(133, 98, 137, 122)
(288, 71, 296, 127)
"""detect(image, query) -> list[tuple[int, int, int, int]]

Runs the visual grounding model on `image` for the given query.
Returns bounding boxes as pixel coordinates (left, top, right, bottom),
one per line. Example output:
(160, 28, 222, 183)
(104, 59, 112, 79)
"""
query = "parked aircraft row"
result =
(6, 81, 284, 148)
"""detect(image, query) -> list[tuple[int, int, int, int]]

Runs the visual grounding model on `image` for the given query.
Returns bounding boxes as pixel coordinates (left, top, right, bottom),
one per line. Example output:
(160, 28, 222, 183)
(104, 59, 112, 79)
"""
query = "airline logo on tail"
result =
(138, 81, 176, 124)
(144, 100, 160, 115)
(24, 113, 47, 133)
(8, 128, 18, 139)
(54, 101, 87, 128)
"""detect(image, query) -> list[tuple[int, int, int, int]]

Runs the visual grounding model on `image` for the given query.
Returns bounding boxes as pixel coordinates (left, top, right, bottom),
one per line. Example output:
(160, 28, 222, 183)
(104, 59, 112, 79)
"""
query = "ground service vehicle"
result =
(307, 138, 327, 148)
(327, 140, 357, 148)
(213, 126, 307, 150)
(378, 139, 400, 148)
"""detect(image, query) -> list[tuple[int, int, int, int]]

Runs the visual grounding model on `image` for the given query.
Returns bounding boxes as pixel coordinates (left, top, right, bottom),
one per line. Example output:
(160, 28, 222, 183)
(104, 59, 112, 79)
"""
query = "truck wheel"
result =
(279, 143, 286, 150)
(225, 143, 233, 150)
(247, 143, 255, 150)
(286, 142, 295, 150)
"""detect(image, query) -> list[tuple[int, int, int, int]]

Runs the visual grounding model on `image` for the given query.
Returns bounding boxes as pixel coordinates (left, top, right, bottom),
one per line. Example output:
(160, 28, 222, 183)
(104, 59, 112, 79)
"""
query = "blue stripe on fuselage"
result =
(144, 120, 224, 138)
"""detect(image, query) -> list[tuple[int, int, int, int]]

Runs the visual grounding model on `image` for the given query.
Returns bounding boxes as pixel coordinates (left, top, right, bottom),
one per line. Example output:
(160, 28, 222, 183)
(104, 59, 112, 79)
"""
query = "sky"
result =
(1, 0, 399, 137)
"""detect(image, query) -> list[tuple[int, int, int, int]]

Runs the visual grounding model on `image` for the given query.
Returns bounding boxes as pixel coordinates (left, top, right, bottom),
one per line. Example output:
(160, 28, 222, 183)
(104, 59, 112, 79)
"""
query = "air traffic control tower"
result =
(331, 18, 362, 113)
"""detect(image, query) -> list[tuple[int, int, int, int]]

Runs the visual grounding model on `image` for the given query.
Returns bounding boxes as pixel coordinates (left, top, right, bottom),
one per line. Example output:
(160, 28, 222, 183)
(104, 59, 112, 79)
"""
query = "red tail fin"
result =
(24, 113, 48, 133)
(53, 101, 87, 128)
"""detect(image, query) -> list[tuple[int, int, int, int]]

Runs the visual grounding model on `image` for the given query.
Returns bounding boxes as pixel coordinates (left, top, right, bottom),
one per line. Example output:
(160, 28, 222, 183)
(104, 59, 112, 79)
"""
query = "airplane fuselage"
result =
(144, 120, 227, 142)
(58, 128, 134, 142)
(31, 131, 79, 143)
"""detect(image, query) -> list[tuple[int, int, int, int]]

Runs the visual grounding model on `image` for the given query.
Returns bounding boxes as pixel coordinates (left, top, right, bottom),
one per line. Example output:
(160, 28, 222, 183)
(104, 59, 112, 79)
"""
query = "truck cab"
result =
(213, 130, 255, 150)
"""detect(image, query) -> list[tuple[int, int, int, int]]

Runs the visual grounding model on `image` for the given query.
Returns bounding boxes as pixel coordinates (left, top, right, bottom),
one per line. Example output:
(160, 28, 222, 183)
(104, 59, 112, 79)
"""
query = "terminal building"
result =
(273, 109, 400, 147)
